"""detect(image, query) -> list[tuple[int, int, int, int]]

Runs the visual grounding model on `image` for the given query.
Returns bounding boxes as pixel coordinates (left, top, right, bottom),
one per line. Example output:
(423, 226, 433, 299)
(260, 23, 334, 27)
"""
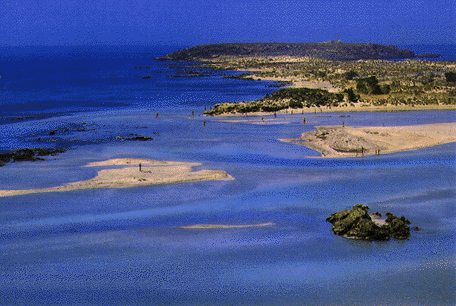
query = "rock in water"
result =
(326, 204, 413, 241)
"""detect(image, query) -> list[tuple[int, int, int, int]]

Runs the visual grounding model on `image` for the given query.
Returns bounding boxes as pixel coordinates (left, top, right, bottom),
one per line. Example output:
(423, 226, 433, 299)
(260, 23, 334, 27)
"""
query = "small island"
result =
(155, 42, 419, 61)
(326, 204, 418, 241)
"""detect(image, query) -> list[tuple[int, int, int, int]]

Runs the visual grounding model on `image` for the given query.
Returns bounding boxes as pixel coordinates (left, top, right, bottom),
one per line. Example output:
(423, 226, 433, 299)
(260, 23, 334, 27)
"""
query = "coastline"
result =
(199, 54, 456, 117)
(281, 122, 456, 158)
(2, 45, 456, 305)
(205, 103, 456, 117)
(0, 158, 234, 197)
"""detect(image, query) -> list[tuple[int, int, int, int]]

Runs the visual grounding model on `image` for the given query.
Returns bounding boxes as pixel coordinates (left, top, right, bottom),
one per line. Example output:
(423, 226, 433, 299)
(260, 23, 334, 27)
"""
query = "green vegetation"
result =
(205, 88, 343, 115)
(158, 44, 455, 115)
(223, 73, 257, 80)
(199, 54, 456, 114)
(445, 71, 456, 82)
(326, 204, 414, 241)
(355, 76, 390, 95)
(344, 88, 359, 102)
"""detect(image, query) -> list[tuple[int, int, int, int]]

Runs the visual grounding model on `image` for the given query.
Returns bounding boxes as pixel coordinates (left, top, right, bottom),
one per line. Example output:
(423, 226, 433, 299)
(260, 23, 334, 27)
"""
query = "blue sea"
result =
(0, 45, 455, 305)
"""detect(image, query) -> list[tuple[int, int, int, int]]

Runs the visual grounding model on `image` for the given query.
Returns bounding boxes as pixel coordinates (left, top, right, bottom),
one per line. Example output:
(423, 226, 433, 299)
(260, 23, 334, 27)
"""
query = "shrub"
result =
(345, 88, 359, 102)
(445, 72, 456, 82)
(289, 100, 303, 108)
(344, 70, 358, 80)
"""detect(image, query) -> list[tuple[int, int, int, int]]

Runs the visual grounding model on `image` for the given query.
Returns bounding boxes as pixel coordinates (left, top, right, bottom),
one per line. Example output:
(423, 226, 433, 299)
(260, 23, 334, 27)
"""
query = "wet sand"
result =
(282, 122, 456, 157)
(179, 222, 275, 229)
(0, 158, 234, 197)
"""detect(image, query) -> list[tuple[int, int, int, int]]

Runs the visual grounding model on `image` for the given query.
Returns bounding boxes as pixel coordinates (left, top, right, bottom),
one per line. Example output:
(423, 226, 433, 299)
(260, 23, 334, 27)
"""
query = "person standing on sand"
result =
(139, 163, 142, 172)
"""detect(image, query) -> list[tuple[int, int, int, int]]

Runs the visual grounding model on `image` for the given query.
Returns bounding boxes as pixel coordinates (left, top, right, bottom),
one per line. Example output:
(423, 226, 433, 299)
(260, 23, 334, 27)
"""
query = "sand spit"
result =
(282, 122, 456, 158)
(179, 222, 275, 229)
(0, 158, 234, 197)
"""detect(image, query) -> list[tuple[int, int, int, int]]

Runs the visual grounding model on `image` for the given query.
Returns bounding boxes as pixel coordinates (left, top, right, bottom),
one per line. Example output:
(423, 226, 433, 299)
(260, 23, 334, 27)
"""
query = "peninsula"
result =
(157, 42, 455, 115)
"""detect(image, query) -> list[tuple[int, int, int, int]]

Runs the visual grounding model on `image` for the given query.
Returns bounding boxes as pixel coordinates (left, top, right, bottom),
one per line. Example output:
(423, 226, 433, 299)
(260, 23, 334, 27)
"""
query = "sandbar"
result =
(0, 158, 234, 197)
(282, 122, 456, 158)
(179, 222, 275, 229)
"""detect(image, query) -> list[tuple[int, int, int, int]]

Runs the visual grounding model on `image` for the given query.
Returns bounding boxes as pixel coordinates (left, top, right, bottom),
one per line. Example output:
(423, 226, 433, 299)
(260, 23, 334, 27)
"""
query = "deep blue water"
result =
(0, 45, 455, 305)
(397, 44, 456, 61)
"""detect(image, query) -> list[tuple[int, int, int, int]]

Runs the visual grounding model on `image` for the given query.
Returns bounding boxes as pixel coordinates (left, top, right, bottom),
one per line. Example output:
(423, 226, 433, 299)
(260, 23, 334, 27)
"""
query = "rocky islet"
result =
(326, 204, 417, 241)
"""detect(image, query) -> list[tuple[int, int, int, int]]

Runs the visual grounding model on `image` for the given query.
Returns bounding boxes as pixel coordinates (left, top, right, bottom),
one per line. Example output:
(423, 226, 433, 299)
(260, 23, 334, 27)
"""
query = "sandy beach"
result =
(282, 122, 456, 157)
(0, 158, 234, 197)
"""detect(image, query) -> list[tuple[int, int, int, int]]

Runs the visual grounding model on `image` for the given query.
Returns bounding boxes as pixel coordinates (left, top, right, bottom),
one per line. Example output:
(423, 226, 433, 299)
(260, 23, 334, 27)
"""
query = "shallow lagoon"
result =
(0, 109, 455, 305)
(0, 50, 455, 305)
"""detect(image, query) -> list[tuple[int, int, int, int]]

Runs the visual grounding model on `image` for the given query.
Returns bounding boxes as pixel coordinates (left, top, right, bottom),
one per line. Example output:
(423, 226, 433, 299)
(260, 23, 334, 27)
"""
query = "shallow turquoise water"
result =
(0, 110, 454, 305)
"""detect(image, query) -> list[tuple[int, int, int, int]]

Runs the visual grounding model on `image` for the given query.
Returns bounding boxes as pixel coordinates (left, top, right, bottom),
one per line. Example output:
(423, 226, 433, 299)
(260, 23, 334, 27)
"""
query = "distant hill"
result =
(155, 42, 420, 61)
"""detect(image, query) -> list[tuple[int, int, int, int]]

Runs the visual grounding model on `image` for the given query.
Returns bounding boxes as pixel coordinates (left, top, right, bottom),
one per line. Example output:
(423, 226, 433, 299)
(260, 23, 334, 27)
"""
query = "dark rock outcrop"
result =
(326, 204, 414, 241)
(125, 136, 153, 141)
(115, 135, 153, 141)
(0, 148, 66, 167)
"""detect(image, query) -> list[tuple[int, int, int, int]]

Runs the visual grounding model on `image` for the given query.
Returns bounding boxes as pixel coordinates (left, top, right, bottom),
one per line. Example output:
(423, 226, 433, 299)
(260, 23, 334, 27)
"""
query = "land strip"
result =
(0, 158, 234, 197)
(155, 42, 419, 61)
